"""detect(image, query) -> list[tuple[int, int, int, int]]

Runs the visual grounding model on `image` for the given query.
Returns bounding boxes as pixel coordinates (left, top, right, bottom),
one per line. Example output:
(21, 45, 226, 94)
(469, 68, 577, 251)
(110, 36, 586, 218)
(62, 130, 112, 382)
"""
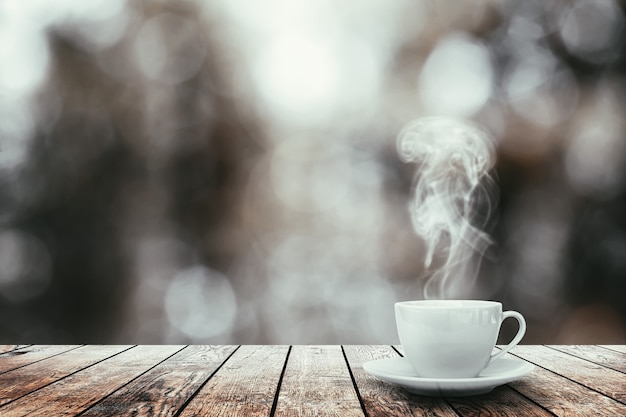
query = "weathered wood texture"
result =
(510, 345, 626, 404)
(0, 345, 131, 406)
(0, 345, 623, 416)
(82, 345, 237, 417)
(343, 345, 458, 417)
(0, 346, 30, 355)
(507, 360, 626, 417)
(599, 345, 626, 354)
(448, 385, 555, 417)
(273, 345, 364, 417)
(0, 345, 81, 374)
(0, 345, 183, 417)
(547, 345, 626, 373)
(180, 345, 289, 417)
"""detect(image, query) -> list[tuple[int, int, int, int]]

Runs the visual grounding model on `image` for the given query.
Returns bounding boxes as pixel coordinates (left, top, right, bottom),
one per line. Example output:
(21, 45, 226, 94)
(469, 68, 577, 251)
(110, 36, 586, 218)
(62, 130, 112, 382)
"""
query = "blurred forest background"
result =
(1, 0, 625, 344)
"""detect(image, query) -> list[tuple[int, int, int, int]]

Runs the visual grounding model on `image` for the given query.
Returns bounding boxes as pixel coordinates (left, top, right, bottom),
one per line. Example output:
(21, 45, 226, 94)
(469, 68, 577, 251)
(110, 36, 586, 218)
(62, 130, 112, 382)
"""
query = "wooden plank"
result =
(547, 345, 626, 373)
(0, 345, 132, 406)
(506, 354, 626, 416)
(179, 345, 288, 417)
(511, 345, 626, 403)
(343, 345, 458, 417)
(81, 345, 237, 417)
(448, 385, 554, 417)
(0, 346, 30, 355)
(599, 345, 626, 354)
(0, 345, 184, 417)
(274, 345, 364, 417)
(0, 345, 82, 374)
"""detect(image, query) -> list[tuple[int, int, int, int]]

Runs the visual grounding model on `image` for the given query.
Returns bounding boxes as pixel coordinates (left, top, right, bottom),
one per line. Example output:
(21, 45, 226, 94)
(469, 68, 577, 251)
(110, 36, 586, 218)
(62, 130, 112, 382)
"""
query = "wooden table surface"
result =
(0, 345, 624, 416)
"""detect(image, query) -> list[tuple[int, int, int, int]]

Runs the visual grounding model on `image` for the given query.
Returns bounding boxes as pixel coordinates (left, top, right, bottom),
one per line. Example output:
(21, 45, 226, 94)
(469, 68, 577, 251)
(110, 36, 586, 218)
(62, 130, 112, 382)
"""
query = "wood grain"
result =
(0, 345, 132, 406)
(343, 345, 458, 417)
(0, 345, 81, 374)
(179, 345, 288, 417)
(0, 345, 184, 417)
(547, 345, 626, 373)
(510, 345, 626, 403)
(507, 357, 626, 416)
(81, 345, 237, 417)
(274, 345, 363, 417)
(0, 345, 624, 416)
(448, 385, 553, 417)
(0, 346, 30, 355)
(599, 345, 626, 354)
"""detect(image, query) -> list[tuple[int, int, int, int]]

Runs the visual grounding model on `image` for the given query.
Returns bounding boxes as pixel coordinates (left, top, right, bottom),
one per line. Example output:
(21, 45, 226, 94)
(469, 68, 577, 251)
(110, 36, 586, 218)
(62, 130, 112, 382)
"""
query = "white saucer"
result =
(363, 357, 534, 397)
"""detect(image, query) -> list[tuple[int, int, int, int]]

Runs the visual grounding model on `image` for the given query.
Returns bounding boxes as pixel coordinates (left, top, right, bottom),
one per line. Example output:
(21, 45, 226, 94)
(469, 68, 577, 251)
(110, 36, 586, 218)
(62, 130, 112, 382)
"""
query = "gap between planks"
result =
(545, 345, 626, 374)
(0, 346, 182, 417)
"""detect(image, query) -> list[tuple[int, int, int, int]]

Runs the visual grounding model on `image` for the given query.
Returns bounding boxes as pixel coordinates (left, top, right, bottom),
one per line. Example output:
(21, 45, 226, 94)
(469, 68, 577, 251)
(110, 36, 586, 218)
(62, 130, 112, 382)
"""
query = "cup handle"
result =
(488, 310, 526, 365)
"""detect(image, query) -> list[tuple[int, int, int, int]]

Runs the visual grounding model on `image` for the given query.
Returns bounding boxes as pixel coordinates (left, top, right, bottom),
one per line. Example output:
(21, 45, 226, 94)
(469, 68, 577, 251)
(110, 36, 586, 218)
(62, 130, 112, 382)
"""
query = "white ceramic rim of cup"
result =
(396, 300, 501, 309)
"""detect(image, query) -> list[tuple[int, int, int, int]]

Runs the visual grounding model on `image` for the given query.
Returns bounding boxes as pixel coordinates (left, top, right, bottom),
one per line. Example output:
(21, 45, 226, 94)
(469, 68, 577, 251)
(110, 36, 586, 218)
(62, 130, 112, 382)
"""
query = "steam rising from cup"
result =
(397, 117, 497, 299)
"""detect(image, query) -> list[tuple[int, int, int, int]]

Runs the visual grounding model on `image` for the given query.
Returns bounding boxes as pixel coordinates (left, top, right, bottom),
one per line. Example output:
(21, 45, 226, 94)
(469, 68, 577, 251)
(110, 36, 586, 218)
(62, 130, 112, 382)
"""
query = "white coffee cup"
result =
(395, 300, 526, 378)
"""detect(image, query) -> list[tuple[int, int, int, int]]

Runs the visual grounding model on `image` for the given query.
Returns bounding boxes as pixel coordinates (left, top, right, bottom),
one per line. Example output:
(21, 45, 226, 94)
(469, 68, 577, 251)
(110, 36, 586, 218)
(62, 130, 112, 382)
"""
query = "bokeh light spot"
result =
(133, 13, 206, 84)
(565, 118, 625, 197)
(164, 266, 237, 341)
(504, 47, 578, 127)
(418, 33, 493, 117)
(0, 230, 52, 302)
(559, 0, 625, 64)
(252, 35, 342, 125)
(0, 22, 49, 95)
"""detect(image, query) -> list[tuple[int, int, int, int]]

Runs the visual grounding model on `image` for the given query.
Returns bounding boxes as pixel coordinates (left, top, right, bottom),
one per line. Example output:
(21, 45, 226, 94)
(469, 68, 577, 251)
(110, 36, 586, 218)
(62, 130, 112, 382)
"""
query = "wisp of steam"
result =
(397, 117, 497, 299)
